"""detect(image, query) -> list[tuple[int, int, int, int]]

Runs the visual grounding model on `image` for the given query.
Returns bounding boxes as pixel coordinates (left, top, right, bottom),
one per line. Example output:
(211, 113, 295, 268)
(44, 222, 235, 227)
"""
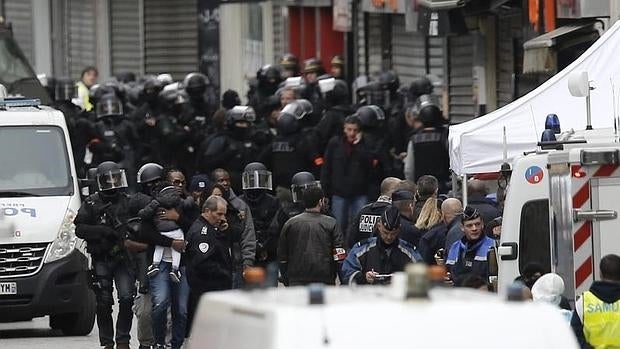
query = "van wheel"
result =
(50, 290, 96, 336)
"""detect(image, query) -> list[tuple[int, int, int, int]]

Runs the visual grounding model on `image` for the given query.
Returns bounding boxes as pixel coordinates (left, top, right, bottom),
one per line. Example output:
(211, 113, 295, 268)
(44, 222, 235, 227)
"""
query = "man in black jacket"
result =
(186, 195, 232, 334)
(75, 162, 135, 349)
(466, 179, 501, 225)
(278, 186, 345, 286)
(321, 115, 375, 232)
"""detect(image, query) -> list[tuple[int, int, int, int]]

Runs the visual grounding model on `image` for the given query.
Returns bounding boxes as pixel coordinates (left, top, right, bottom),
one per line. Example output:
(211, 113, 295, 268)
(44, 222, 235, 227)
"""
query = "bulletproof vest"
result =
(245, 194, 278, 233)
(84, 193, 131, 259)
(95, 121, 129, 163)
(272, 135, 305, 187)
(410, 128, 449, 182)
(356, 201, 390, 242)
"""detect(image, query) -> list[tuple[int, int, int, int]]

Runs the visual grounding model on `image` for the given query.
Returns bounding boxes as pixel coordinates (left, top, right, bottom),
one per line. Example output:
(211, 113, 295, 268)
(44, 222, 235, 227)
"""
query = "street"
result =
(0, 308, 139, 348)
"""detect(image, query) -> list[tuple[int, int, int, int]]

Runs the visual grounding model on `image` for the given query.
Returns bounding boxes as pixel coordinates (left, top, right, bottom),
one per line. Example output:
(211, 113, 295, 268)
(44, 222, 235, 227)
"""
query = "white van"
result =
(0, 97, 95, 335)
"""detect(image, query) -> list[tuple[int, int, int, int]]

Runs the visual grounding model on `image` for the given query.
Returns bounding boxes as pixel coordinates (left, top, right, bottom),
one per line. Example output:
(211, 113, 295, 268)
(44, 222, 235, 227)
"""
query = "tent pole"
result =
(462, 174, 468, 207)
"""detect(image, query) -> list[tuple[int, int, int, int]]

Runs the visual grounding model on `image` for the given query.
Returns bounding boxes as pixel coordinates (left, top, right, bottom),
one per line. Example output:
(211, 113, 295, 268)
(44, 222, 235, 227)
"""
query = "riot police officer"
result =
(279, 53, 300, 79)
(183, 72, 218, 123)
(300, 58, 325, 124)
(195, 106, 259, 193)
(249, 65, 283, 121)
(330, 55, 346, 80)
(75, 162, 135, 349)
(155, 88, 194, 172)
(239, 163, 282, 271)
(260, 100, 323, 190)
(131, 77, 165, 165)
(356, 105, 395, 193)
(404, 95, 450, 192)
(89, 93, 139, 189)
(316, 77, 354, 149)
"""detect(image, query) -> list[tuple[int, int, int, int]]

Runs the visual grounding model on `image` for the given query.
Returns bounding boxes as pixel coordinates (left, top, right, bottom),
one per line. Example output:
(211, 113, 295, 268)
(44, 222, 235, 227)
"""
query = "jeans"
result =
(331, 195, 368, 233)
(92, 258, 136, 347)
(150, 262, 190, 349)
(132, 292, 154, 347)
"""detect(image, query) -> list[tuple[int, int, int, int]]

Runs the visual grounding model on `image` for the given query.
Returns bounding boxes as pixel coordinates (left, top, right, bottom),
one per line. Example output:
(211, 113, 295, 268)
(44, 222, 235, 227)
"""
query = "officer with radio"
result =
(74, 161, 136, 349)
(342, 206, 421, 285)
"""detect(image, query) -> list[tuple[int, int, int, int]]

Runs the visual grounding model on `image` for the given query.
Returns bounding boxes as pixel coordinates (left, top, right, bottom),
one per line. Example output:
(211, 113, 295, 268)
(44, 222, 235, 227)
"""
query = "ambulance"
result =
(0, 94, 95, 335)
(496, 126, 620, 301)
(186, 281, 579, 349)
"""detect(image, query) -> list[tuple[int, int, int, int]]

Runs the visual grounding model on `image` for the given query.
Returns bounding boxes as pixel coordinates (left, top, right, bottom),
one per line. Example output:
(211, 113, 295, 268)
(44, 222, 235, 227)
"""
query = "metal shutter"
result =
(391, 15, 425, 86)
(110, 0, 142, 76)
(428, 36, 445, 96)
(448, 34, 474, 123)
(144, 0, 198, 80)
(496, 14, 520, 108)
(356, 7, 366, 76)
(272, 1, 287, 63)
(68, 0, 97, 79)
(367, 13, 382, 75)
(4, 0, 34, 66)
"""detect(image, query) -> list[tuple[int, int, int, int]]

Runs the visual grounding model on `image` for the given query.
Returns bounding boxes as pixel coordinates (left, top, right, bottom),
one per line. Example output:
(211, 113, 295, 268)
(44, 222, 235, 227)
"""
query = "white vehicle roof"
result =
(187, 285, 579, 349)
(0, 105, 67, 127)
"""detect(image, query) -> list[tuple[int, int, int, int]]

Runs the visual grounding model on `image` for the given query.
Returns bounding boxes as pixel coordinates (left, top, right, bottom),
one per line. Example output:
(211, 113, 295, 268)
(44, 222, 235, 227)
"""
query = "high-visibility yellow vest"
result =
(583, 291, 620, 348)
(76, 81, 93, 112)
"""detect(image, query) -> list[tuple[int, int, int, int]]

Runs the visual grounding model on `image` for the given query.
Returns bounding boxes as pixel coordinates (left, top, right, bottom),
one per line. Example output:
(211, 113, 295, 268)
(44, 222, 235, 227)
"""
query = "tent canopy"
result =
(449, 21, 620, 175)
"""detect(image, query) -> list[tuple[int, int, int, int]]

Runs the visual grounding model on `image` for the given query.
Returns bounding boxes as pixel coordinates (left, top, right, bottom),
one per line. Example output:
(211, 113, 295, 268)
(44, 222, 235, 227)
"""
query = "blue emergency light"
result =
(541, 129, 557, 142)
(545, 114, 561, 133)
(0, 97, 41, 108)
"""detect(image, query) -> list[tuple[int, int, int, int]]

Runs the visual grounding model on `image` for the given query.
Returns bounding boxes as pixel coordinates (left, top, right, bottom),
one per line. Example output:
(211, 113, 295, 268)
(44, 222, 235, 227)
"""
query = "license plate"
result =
(0, 282, 17, 295)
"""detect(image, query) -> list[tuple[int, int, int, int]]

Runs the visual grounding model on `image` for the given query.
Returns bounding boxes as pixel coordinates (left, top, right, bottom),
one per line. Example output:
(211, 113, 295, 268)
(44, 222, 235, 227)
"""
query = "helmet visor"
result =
(97, 169, 128, 191)
(242, 169, 273, 190)
(291, 181, 321, 203)
(96, 98, 123, 118)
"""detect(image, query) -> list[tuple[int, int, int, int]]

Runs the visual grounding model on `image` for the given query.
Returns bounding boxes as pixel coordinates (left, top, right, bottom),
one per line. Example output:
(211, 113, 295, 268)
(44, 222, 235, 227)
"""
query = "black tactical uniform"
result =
(74, 162, 136, 348)
(346, 196, 392, 249)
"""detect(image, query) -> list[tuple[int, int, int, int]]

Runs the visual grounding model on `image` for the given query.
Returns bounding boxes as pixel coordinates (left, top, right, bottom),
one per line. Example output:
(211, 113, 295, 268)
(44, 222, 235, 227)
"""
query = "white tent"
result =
(449, 21, 620, 175)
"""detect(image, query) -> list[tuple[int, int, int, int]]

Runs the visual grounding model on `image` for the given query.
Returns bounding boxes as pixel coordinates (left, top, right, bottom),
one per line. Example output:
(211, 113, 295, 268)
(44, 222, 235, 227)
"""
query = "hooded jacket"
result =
(572, 281, 620, 349)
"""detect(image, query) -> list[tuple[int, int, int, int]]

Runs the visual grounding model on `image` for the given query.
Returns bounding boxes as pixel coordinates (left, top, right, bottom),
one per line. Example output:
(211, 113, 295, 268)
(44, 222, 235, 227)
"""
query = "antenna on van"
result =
(611, 78, 618, 139)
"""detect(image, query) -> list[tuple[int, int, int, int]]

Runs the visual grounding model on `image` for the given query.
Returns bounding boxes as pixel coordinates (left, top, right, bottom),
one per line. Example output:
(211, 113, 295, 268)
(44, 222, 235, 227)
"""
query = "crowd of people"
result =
(50, 58, 618, 349)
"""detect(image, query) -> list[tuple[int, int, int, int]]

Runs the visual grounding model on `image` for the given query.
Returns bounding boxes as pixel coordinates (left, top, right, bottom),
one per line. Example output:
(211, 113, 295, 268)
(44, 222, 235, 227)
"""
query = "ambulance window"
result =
(519, 199, 551, 274)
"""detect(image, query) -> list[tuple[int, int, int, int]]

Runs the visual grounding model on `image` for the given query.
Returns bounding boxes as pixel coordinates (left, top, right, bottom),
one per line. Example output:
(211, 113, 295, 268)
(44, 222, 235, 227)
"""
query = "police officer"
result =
(89, 94, 138, 173)
(270, 171, 320, 238)
(404, 95, 450, 192)
(260, 100, 323, 189)
(239, 163, 281, 272)
(300, 58, 325, 124)
(74, 162, 135, 349)
(155, 88, 194, 172)
(356, 105, 395, 194)
(249, 65, 283, 121)
(279, 53, 300, 79)
(183, 72, 218, 123)
(342, 206, 421, 285)
(185, 195, 232, 334)
(316, 77, 354, 149)
(195, 106, 259, 193)
(347, 177, 400, 248)
(330, 55, 345, 80)
(445, 206, 495, 287)
(572, 254, 620, 348)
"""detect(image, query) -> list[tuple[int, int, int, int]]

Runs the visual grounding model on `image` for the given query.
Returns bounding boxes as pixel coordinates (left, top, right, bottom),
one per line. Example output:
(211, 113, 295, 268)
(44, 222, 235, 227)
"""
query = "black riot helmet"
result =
(242, 162, 273, 191)
(318, 77, 349, 107)
(96, 161, 128, 195)
(54, 77, 76, 102)
(115, 72, 136, 84)
(279, 53, 300, 77)
(89, 83, 117, 108)
(280, 99, 313, 120)
(96, 93, 124, 120)
(356, 105, 386, 130)
(226, 106, 256, 129)
(379, 70, 400, 94)
(409, 77, 434, 100)
(290, 171, 321, 203)
(258, 65, 283, 91)
(143, 78, 164, 104)
(416, 94, 443, 128)
(183, 72, 210, 98)
(137, 163, 164, 184)
(276, 112, 299, 136)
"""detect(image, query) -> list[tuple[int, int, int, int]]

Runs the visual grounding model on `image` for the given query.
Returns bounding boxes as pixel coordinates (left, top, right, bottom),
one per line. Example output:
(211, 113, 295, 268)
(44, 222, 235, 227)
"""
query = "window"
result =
(0, 126, 73, 196)
(518, 199, 551, 274)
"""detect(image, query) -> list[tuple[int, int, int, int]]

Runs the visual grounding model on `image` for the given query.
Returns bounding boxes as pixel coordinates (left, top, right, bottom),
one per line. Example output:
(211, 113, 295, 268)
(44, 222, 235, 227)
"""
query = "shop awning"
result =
(523, 22, 599, 74)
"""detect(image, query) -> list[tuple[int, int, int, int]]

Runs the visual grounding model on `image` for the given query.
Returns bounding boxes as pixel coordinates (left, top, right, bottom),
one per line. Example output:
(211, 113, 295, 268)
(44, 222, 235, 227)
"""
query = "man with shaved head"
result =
(346, 177, 401, 248)
(418, 198, 463, 264)
(467, 179, 501, 225)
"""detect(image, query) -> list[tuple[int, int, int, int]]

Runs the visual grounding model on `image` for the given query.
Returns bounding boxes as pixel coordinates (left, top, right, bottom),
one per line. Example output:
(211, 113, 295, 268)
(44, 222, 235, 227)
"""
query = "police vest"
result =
(583, 291, 620, 348)
(410, 128, 449, 181)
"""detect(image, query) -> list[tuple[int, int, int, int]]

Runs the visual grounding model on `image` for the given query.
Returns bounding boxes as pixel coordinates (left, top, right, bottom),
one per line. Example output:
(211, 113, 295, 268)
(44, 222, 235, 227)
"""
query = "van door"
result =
(590, 176, 620, 280)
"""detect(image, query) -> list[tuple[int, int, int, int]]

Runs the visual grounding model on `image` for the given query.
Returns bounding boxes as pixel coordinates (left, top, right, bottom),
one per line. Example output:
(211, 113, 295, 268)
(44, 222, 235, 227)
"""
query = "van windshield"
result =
(0, 126, 73, 196)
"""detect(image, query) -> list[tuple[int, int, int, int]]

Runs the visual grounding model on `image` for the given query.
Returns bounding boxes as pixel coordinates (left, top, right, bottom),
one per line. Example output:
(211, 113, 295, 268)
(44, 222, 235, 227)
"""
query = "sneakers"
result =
(169, 269, 181, 283)
(146, 264, 160, 278)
